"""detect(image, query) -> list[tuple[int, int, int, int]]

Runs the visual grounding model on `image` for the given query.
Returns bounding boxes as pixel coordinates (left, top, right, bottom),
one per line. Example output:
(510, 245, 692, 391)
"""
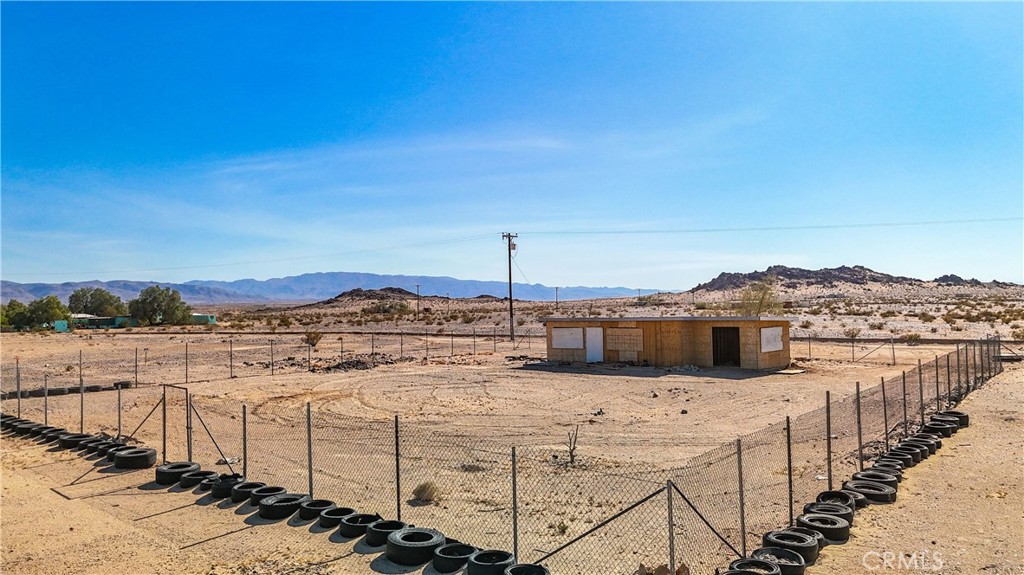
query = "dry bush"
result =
(302, 331, 323, 348)
(412, 480, 439, 503)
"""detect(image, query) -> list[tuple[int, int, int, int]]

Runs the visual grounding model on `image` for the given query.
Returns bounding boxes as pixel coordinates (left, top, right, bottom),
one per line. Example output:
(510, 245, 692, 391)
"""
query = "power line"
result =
(520, 217, 1022, 236)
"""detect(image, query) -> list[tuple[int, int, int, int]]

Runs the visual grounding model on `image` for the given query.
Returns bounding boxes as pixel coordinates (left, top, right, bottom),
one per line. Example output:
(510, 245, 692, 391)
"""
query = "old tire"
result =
(882, 449, 916, 467)
(852, 470, 899, 490)
(763, 530, 818, 566)
(250, 485, 287, 506)
(922, 421, 955, 437)
(366, 519, 408, 547)
(467, 550, 516, 575)
(155, 462, 200, 485)
(59, 433, 93, 449)
(504, 565, 550, 575)
(298, 499, 335, 521)
(210, 473, 243, 499)
(890, 444, 923, 463)
(816, 490, 856, 509)
(85, 385, 102, 392)
(433, 543, 479, 573)
(930, 414, 960, 431)
(937, 410, 968, 427)
(728, 558, 782, 575)
(230, 481, 266, 503)
(896, 442, 929, 460)
(180, 470, 219, 489)
(78, 437, 106, 452)
(785, 526, 826, 549)
(49, 387, 68, 396)
(199, 477, 216, 491)
(843, 479, 897, 504)
(803, 502, 854, 525)
(318, 506, 356, 528)
(796, 513, 851, 544)
(107, 444, 136, 462)
(904, 437, 938, 455)
(750, 547, 806, 575)
(385, 527, 445, 566)
(98, 441, 126, 456)
(41, 428, 68, 442)
(866, 465, 903, 482)
(115, 447, 157, 469)
(337, 513, 379, 537)
(258, 493, 311, 520)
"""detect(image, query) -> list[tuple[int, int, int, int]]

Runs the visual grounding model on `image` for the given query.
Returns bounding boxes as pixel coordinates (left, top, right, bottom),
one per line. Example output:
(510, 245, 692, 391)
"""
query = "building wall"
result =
(546, 319, 790, 370)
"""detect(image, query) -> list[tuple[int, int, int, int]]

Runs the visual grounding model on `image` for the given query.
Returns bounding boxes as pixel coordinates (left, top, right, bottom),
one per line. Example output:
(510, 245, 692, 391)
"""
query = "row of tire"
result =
(1, 381, 133, 400)
(0, 413, 158, 469)
(0, 413, 548, 575)
(718, 409, 969, 575)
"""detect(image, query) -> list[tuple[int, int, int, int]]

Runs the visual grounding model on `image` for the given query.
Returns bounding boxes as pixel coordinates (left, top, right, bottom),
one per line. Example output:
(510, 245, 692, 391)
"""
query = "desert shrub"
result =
(843, 327, 862, 340)
(799, 320, 813, 329)
(302, 331, 323, 348)
(278, 315, 293, 328)
(919, 312, 936, 323)
(868, 322, 885, 330)
(898, 333, 922, 345)
(1011, 328, 1024, 340)
(412, 481, 439, 503)
(880, 310, 897, 318)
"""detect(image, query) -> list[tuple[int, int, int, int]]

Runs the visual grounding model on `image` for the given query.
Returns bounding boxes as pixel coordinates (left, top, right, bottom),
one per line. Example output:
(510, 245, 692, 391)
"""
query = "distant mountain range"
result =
(2, 265, 1017, 305)
(0, 272, 638, 305)
(690, 265, 1017, 292)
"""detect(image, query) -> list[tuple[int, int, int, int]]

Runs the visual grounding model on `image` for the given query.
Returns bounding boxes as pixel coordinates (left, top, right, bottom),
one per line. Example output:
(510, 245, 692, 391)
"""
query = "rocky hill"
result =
(691, 265, 1011, 292)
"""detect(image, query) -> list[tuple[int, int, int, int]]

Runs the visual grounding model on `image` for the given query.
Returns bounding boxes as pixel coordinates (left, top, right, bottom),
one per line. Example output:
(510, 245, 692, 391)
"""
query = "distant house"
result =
(543, 316, 791, 370)
(191, 313, 217, 325)
(54, 314, 135, 332)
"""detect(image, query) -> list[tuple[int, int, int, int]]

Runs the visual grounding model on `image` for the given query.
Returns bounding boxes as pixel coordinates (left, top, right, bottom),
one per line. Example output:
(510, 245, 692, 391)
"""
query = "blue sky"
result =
(2, 2, 1022, 291)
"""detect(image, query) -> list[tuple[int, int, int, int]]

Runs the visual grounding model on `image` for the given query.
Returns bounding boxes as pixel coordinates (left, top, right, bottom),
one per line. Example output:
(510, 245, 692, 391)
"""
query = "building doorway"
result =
(712, 327, 741, 367)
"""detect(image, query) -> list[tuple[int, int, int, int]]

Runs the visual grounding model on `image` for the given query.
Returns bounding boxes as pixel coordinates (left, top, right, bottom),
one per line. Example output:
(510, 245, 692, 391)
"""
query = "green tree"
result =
(27, 295, 71, 327)
(2, 299, 31, 329)
(737, 276, 783, 317)
(128, 286, 193, 325)
(68, 287, 128, 317)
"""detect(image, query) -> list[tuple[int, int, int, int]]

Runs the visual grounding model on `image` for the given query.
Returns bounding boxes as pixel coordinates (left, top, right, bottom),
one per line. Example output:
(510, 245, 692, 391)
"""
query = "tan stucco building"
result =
(543, 317, 791, 370)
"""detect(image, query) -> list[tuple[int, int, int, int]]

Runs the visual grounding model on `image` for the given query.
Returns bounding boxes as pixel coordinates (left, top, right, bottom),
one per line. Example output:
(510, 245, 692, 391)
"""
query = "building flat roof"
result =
(542, 316, 792, 323)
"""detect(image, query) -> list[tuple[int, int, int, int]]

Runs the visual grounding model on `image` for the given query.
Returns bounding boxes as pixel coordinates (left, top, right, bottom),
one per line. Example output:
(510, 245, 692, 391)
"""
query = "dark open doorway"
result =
(712, 327, 741, 367)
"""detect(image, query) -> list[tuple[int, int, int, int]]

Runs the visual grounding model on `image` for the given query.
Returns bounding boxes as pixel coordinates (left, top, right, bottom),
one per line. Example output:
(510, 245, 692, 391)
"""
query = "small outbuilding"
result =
(543, 316, 791, 370)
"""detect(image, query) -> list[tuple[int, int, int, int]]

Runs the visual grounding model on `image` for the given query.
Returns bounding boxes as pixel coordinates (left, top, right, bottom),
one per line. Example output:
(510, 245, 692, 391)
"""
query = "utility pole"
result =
(555, 287, 559, 313)
(503, 232, 518, 342)
(447, 293, 451, 314)
(415, 284, 421, 320)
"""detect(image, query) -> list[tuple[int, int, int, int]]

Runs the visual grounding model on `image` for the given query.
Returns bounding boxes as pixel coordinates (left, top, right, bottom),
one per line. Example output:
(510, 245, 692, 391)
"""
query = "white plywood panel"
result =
(761, 326, 783, 352)
(585, 327, 604, 362)
(552, 328, 584, 349)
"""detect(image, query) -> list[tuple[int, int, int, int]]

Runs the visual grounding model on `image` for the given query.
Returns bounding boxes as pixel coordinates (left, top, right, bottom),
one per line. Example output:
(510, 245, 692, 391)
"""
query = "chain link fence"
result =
(1, 336, 1004, 574)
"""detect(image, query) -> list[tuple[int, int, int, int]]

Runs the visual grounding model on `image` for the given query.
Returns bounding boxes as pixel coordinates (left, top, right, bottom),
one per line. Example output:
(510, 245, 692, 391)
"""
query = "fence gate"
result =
(161, 384, 192, 464)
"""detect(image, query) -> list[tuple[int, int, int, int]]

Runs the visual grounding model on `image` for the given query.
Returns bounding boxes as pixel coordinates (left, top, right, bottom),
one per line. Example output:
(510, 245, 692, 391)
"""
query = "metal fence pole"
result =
(493, 326, 497, 352)
(737, 438, 747, 557)
(825, 390, 833, 490)
(972, 342, 978, 390)
(186, 389, 193, 462)
(785, 416, 794, 526)
(270, 340, 275, 376)
(394, 415, 402, 521)
(512, 446, 520, 561)
(135, 347, 139, 386)
(473, 328, 477, 355)
(425, 329, 429, 360)
(955, 344, 962, 400)
(855, 382, 864, 471)
(117, 382, 122, 438)
(917, 359, 925, 426)
(450, 332, 454, 356)
(400, 332, 404, 357)
(230, 339, 234, 379)
(901, 372, 909, 438)
(43, 375, 48, 426)
(934, 355, 941, 411)
(79, 352, 85, 433)
(667, 479, 676, 575)
(15, 357, 21, 418)
(162, 385, 167, 463)
(185, 342, 189, 384)
(242, 403, 248, 478)
(945, 354, 952, 408)
(306, 402, 313, 498)
(307, 344, 312, 372)
(880, 376, 890, 451)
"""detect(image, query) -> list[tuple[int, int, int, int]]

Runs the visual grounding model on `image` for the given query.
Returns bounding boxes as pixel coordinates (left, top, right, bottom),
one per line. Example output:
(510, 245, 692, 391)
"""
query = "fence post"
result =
(450, 332, 454, 357)
(934, 355, 941, 411)
(425, 329, 429, 360)
(185, 342, 189, 384)
(15, 357, 21, 418)
(307, 345, 312, 372)
(372, 333, 376, 357)
(117, 382, 122, 438)
(270, 340, 275, 376)
(737, 438, 747, 557)
(825, 390, 833, 491)
(43, 374, 49, 426)
(917, 359, 925, 426)
(473, 328, 477, 355)
(955, 344, 962, 400)
(880, 376, 890, 451)
(901, 372, 909, 438)
(394, 415, 402, 521)
(512, 446, 520, 561)
(162, 385, 167, 463)
(972, 342, 978, 390)
(493, 326, 497, 352)
(242, 403, 248, 478)
(79, 351, 85, 433)
(945, 354, 952, 408)
(785, 416, 794, 526)
(855, 382, 864, 472)
(306, 402, 313, 498)
(186, 388, 193, 462)
(890, 337, 895, 365)
(667, 479, 676, 575)
(135, 347, 139, 387)
(400, 332, 404, 357)
(230, 339, 234, 379)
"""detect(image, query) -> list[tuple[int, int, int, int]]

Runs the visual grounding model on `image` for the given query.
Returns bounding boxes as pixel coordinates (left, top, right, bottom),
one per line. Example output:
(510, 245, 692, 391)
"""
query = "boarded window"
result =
(551, 328, 584, 349)
(760, 326, 784, 352)
(606, 328, 643, 352)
